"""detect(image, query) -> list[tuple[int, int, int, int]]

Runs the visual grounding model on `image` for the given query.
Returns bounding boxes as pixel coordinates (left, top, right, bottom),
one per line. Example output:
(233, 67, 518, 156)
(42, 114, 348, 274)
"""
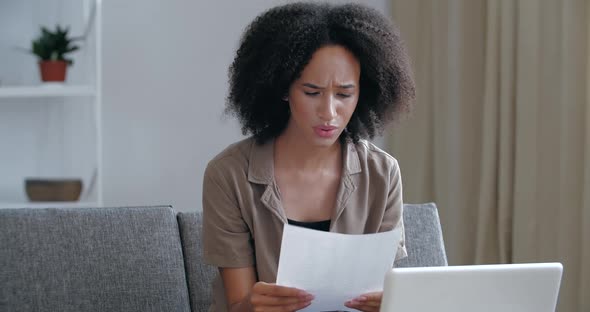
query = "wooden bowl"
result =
(25, 178, 83, 202)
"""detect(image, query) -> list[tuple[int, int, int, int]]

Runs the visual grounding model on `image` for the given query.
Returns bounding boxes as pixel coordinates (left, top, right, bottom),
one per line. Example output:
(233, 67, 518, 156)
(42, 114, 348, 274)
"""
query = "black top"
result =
(287, 219, 331, 232)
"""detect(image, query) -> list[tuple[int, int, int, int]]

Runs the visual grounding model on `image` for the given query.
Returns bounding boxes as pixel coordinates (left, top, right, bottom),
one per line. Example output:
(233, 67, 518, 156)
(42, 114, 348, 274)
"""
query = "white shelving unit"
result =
(0, 0, 102, 209)
(0, 85, 96, 98)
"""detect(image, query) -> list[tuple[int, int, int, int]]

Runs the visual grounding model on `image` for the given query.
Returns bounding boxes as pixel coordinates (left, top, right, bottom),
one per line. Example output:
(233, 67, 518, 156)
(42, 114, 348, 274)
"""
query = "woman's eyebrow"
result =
(302, 83, 323, 89)
(302, 83, 356, 89)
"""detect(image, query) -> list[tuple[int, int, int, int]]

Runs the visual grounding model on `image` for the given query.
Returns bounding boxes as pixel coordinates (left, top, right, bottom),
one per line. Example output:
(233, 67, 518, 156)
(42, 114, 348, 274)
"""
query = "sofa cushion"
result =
(0, 206, 191, 312)
(177, 211, 217, 312)
(394, 202, 448, 267)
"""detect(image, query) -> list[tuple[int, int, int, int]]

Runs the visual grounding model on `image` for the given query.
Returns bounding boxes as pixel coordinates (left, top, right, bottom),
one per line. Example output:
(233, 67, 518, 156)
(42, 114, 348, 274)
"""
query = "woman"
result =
(203, 2, 415, 312)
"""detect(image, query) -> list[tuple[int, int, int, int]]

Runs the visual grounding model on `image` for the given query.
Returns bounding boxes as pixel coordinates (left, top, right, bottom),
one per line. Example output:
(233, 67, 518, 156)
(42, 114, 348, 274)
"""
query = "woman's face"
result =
(285, 44, 360, 147)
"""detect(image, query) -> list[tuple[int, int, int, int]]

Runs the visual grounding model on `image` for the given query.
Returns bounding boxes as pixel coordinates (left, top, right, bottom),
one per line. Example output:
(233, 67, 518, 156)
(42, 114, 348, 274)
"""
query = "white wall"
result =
(102, 0, 390, 212)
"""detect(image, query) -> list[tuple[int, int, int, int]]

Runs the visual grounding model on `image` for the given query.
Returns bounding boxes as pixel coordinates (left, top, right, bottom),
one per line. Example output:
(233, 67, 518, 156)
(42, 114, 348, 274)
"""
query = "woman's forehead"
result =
(297, 45, 361, 84)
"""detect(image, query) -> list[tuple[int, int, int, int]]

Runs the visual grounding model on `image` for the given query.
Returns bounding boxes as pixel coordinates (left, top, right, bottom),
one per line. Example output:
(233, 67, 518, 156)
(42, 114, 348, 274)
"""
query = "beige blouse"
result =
(202, 137, 407, 311)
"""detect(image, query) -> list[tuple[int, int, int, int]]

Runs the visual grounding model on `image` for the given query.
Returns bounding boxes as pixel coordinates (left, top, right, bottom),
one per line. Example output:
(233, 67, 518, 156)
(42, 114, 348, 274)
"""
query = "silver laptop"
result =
(380, 262, 563, 312)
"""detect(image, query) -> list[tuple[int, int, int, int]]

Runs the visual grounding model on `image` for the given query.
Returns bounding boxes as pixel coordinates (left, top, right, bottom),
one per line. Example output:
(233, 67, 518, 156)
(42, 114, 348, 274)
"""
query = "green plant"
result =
(31, 25, 80, 65)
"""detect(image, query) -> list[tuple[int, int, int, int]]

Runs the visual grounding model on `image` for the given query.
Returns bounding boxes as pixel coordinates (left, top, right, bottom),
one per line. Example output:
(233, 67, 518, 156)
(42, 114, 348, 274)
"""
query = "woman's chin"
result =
(307, 133, 341, 147)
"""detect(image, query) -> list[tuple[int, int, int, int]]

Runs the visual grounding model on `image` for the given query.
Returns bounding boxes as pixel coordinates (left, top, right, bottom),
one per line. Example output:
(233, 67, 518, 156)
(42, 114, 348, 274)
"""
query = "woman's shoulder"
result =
(204, 137, 256, 180)
(208, 137, 255, 164)
(353, 139, 400, 175)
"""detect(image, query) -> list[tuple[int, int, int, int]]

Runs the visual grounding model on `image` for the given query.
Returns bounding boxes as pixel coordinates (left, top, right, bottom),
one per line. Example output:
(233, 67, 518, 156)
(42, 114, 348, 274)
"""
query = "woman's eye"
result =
(338, 93, 352, 98)
(304, 91, 320, 96)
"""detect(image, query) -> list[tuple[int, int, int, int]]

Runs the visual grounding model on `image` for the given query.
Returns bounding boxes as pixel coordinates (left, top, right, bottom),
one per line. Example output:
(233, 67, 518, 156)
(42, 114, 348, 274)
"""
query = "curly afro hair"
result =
(226, 2, 415, 144)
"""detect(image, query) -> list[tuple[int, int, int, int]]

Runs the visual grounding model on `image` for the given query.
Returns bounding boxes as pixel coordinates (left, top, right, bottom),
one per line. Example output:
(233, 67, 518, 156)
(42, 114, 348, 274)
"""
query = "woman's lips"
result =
(313, 125, 338, 138)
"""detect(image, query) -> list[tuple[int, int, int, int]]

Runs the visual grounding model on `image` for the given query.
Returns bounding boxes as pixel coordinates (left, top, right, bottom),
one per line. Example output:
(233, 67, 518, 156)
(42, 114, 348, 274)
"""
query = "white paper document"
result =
(276, 224, 402, 312)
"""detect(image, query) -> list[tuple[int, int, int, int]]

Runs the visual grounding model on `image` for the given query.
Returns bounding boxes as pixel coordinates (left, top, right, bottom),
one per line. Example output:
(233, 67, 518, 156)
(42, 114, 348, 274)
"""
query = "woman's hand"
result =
(246, 282, 314, 312)
(344, 291, 382, 312)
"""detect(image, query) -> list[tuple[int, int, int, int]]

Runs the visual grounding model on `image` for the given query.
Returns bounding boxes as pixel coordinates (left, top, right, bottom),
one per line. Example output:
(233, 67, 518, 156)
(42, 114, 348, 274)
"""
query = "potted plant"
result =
(30, 25, 80, 82)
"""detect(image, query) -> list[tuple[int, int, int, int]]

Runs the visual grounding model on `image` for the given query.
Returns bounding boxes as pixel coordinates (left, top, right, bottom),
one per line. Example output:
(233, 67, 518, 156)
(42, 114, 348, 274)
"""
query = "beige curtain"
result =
(388, 1, 590, 311)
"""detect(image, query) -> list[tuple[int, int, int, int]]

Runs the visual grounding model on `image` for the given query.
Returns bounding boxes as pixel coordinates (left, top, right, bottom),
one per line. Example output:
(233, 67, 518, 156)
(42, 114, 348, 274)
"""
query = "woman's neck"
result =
(274, 130, 341, 173)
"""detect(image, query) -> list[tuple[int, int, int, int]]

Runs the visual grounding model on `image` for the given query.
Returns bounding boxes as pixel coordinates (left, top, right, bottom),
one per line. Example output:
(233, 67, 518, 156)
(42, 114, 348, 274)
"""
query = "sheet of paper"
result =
(276, 224, 402, 312)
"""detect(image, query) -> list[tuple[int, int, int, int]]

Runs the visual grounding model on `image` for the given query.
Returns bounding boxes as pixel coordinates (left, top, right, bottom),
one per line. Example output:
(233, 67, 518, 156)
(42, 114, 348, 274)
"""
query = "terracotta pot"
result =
(25, 178, 83, 202)
(38, 60, 68, 82)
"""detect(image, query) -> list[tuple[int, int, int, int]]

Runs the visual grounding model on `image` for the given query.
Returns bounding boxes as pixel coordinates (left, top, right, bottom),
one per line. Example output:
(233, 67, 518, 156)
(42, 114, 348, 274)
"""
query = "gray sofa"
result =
(1, 203, 447, 312)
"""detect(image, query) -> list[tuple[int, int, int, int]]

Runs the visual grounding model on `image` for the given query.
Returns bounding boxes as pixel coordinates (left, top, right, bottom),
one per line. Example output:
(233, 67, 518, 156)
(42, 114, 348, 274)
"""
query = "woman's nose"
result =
(318, 95, 337, 121)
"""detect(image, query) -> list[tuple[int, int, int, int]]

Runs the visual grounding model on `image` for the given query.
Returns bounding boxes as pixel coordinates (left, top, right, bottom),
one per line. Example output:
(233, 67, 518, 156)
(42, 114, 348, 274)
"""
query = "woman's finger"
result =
(255, 282, 310, 298)
(345, 291, 382, 309)
(344, 301, 380, 312)
(345, 296, 381, 311)
(261, 299, 312, 312)
(252, 293, 313, 306)
(351, 297, 380, 307)
(359, 291, 382, 302)
(356, 305, 379, 312)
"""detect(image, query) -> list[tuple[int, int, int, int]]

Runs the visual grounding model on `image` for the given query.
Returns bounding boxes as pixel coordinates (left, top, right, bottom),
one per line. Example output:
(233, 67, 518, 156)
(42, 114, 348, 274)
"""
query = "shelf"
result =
(0, 201, 100, 209)
(0, 85, 96, 98)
